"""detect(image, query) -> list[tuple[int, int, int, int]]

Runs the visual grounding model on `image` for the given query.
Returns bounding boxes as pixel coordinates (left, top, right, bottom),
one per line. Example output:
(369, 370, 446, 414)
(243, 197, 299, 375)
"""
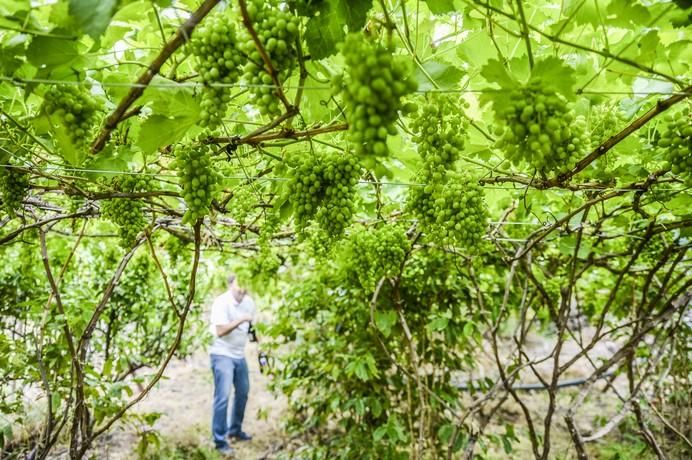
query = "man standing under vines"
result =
(209, 274, 256, 456)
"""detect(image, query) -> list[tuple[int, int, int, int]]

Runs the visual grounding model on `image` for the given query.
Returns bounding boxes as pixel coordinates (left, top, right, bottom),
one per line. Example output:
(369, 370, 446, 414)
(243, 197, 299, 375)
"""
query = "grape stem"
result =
(514, 0, 534, 69)
(204, 122, 348, 147)
(237, 0, 294, 113)
(90, 0, 222, 154)
(551, 85, 692, 185)
(481, 85, 692, 189)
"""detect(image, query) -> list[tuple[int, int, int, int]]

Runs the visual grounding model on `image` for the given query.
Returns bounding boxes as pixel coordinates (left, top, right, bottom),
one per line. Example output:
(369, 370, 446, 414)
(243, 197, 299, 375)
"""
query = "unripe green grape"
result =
(0, 165, 29, 217)
(43, 85, 100, 147)
(286, 151, 361, 236)
(407, 172, 487, 250)
(641, 234, 668, 267)
(587, 103, 626, 149)
(409, 94, 468, 174)
(237, 1, 301, 117)
(100, 173, 153, 247)
(189, 11, 245, 128)
(174, 145, 221, 224)
(656, 107, 691, 181)
(343, 224, 411, 289)
(334, 34, 418, 159)
(492, 78, 586, 174)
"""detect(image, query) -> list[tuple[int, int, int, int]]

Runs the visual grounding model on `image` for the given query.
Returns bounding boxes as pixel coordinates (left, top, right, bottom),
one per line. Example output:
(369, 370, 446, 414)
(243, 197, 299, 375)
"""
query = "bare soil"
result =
(96, 342, 288, 460)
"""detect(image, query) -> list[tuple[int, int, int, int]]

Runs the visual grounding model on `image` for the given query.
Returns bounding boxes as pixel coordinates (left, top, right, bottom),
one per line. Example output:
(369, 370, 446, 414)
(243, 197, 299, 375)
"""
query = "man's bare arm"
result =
(215, 315, 253, 337)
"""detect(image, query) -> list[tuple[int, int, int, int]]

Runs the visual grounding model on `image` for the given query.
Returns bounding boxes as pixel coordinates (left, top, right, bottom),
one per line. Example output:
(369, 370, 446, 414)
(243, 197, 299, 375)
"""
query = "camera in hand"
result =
(248, 322, 258, 342)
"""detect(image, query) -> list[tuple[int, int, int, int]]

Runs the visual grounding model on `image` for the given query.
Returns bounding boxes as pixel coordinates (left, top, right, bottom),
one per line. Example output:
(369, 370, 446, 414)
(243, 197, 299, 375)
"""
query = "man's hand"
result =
(215, 315, 253, 337)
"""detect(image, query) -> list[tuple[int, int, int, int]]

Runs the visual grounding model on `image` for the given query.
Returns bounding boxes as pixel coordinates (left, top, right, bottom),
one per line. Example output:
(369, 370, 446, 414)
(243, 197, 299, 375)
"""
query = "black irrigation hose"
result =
(455, 372, 616, 392)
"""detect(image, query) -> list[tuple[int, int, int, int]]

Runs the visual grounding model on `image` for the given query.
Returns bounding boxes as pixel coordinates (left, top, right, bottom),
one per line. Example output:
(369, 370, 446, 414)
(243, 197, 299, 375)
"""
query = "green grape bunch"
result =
(345, 225, 411, 289)
(0, 165, 29, 217)
(228, 186, 258, 225)
(406, 173, 438, 226)
(409, 95, 468, 178)
(587, 103, 626, 149)
(239, 0, 301, 116)
(408, 173, 488, 249)
(43, 85, 100, 147)
(100, 174, 153, 247)
(173, 145, 221, 224)
(189, 11, 246, 128)
(641, 234, 668, 267)
(493, 78, 588, 175)
(432, 174, 488, 247)
(286, 151, 360, 236)
(658, 107, 691, 180)
(335, 33, 418, 160)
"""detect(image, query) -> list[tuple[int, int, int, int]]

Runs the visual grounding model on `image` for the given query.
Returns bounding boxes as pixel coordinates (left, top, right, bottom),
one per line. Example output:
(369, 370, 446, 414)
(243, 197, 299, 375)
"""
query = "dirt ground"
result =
(39, 324, 649, 460)
(96, 342, 288, 460)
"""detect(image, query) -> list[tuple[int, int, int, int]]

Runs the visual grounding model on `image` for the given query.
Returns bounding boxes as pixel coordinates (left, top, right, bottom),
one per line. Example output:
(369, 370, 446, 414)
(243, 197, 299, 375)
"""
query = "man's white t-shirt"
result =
(209, 291, 256, 359)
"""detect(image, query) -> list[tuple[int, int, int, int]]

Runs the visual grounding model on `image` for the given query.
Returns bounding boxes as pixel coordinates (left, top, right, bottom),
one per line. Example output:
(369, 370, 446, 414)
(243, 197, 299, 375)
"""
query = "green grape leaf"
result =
(68, 0, 118, 38)
(374, 309, 396, 337)
(480, 59, 516, 89)
(531, 57, 576, 96)
(666, 194, 692, 218)
(457, 32, 496, 68)
(415, 60, 464, 91)
(82, 152, 129, 180)
(0, 1, 30, 16)
(304, 0, 373, 60)
(26, 36, 80, 68)
(438, 423, 455, 443)
(424, 0, 456, 14)
(606, 0, 651, 27)
(136, 115, 196, 154)
(47, 120, 86, 166)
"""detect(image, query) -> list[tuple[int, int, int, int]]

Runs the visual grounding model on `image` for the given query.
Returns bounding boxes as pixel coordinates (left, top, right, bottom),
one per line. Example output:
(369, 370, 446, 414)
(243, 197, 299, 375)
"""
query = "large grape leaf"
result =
(68, 0, 118, 39)
(423, 0, 456, 14)
(304, 0, 373, 60)
(0, 0, 29, 16)
(531, 57, 576, 96)
(480, 59, 516, 89)
(415, 60, 464, 91)
(456, 32, 496, 68)
(136, 115, 197, 154)
(26, 36, 80, 68)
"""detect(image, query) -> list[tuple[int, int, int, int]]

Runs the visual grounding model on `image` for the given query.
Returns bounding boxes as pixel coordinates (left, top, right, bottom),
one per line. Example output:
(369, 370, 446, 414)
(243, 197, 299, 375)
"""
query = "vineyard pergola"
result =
(0, 0, 690, 459)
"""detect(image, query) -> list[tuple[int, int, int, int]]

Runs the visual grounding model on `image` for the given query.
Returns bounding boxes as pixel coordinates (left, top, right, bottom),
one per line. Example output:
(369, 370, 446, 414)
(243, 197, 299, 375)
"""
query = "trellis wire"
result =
(2, 164, 683, 194)
(1, 76, 685, 96)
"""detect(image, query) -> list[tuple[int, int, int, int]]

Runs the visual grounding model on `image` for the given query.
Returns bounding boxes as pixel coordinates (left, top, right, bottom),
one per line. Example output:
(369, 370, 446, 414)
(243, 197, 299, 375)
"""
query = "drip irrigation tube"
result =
(455, 372, 616, 392)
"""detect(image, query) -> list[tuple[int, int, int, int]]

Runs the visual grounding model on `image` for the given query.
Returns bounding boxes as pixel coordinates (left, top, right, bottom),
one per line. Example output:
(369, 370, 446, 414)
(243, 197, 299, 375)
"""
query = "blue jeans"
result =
(211, 354, 249, 448)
